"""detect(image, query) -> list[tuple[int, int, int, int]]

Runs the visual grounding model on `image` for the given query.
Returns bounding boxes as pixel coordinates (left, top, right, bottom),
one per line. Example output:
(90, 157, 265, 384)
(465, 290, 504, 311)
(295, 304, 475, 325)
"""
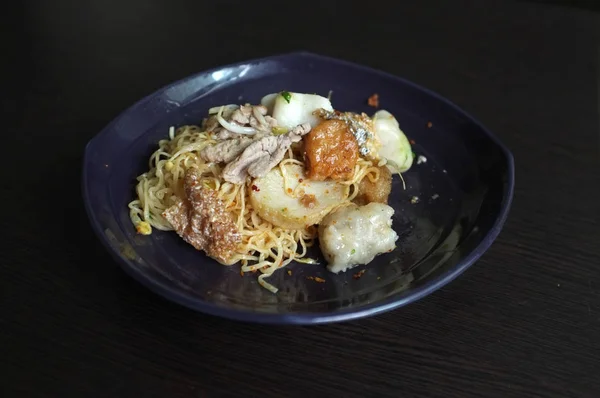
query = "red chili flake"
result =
(353, 269, 366, 280)
(251, 185, 260, 192)
(367, 93, 379, 108)
(427, 121, 433, 128)
(286, 188, 292, 194)
(409, 139, 416, 145)
(298, 178, 303, 183)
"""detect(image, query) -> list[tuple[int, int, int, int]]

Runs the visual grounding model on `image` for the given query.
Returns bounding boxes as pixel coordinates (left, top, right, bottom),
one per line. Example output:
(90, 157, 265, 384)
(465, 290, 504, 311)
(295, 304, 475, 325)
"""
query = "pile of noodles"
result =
(128, 125, 381, 292)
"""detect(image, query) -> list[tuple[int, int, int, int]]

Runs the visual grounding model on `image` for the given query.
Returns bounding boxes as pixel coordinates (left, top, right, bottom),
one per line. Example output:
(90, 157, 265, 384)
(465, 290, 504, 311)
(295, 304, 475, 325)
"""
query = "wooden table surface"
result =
(3, 1, 599, 397)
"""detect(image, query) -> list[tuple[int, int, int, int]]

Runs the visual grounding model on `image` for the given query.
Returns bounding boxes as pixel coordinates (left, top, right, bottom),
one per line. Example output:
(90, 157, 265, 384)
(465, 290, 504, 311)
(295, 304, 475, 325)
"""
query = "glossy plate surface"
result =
(83, 52, 514, 324)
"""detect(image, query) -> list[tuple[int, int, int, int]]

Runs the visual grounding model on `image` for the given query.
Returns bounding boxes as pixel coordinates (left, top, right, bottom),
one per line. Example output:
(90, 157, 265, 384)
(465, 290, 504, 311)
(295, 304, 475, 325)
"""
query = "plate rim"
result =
(82, 51, 515, 324)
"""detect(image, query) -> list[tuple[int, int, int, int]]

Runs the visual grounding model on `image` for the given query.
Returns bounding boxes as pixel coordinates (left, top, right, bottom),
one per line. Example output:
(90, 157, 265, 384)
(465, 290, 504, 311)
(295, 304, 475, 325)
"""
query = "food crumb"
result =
(287, 270, 292, 276)
(314, 277, 326, 283)
(409, 139, 416, 145)
(377, 276, 381, 280)
(367, 93, 379, 108)
(299, 193, 317, 209)
(306, 276, 314, 281)
(427, 121, 433, 128)
(410, 196, 420, 204)
(240, 270, 244, 276)
(431, 193, 439, 200)
(417, 155, 427, 165)
(442, 169, 447, 174)
(353, 269, 366, 279)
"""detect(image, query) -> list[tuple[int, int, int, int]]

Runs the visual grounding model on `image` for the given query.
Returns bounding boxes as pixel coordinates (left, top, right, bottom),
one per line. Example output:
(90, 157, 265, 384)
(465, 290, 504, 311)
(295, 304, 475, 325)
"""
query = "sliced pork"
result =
(221, 123, 311, 184)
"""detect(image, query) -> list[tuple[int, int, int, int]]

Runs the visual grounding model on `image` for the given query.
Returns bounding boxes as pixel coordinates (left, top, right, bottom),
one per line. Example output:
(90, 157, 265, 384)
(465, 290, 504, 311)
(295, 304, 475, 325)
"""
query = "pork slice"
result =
(265, 115, 278, 128)
(214, 129, 236, 140)
(221, 138, 277, 184)
(202, 115, 220, 132)
(200, 136, 255, 163)
(246, 144, 288, 178)
(287, 123, 312, 140)
(221, 123, 312, 184)
(208, 104, 277, 140)
(230, 105, 253, 124)
(247, 124, 310, 177)
(249, 114, 279, 130)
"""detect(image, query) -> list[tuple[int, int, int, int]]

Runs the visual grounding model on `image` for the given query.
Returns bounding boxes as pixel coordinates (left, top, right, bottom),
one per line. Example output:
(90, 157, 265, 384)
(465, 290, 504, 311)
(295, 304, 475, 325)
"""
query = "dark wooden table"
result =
(3, 1, 599, 397)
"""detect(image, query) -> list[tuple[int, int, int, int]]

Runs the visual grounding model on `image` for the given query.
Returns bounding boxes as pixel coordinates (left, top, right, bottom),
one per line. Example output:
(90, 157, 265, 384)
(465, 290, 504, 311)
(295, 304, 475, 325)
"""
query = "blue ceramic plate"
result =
(83, 52, 514, 324)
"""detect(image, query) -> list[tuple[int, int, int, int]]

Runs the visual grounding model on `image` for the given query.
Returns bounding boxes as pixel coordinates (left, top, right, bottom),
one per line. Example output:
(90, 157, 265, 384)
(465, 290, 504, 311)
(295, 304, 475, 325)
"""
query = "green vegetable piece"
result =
(272, 126, 289, 135)
(280, 91, 292, 103)
(372, 110, 414, 174)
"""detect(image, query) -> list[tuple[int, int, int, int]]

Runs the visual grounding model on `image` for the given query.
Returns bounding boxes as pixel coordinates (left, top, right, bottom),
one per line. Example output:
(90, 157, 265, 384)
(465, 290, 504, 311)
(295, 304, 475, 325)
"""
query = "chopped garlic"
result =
(136, 221, 152, 235)
(417, 155, 427, 165)
(271, 126, 289, 135)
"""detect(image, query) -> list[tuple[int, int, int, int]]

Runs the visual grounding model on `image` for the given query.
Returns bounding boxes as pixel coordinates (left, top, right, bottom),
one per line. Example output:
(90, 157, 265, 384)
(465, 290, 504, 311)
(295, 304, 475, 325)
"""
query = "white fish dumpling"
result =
(249, 163, 348, 230)
(318, 203, 398, 273)
(261, 92, 333, 130)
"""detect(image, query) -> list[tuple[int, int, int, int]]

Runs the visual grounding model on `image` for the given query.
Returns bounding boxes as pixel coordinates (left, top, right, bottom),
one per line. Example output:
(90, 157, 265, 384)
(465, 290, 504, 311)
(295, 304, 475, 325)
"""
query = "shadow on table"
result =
(520, 0, 600, 12)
